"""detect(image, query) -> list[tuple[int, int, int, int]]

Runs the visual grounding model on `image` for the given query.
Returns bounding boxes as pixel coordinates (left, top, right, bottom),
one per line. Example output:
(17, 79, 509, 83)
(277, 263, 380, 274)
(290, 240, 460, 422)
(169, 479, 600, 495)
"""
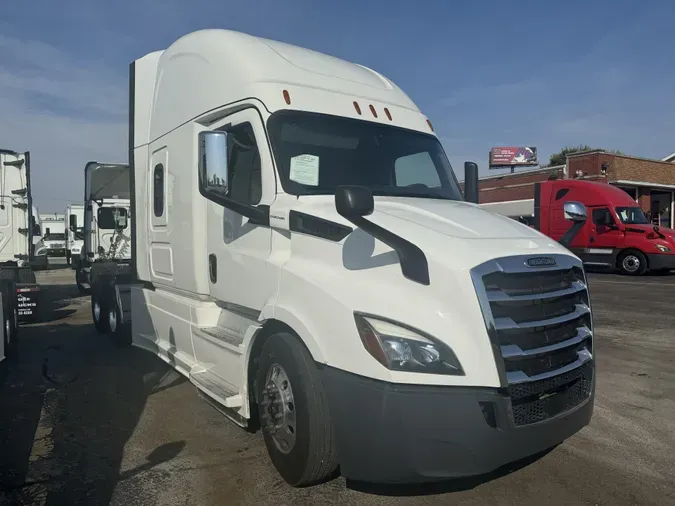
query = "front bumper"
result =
(320, 365, 595, 483)
(646, 252, 675, 271)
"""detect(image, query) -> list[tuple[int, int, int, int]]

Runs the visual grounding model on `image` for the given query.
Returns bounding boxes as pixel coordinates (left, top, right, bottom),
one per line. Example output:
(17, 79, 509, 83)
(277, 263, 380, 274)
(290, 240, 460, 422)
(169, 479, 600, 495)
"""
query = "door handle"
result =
(209, 254, 217, 283)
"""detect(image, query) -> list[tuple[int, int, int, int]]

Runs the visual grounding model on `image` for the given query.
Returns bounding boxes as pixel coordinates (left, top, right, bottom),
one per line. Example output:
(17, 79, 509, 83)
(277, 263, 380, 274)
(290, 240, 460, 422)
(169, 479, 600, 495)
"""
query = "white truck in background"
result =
(37, 213, 66, 259)
(76, 162, 131, 294)
(93, 29, 596, 486)
(65, 203, 85, 267)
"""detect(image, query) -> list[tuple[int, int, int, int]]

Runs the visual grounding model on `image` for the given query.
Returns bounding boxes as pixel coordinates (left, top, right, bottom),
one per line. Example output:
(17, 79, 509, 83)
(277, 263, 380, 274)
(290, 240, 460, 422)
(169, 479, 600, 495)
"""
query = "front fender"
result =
(256, 303, 327, 364)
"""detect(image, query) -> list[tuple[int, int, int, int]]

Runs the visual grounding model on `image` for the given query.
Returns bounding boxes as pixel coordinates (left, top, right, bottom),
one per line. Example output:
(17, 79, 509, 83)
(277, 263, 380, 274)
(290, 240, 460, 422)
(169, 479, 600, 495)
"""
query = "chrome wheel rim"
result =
(260, 363, 297, 454)
(109, 308, 117, 333)
(623, 255, 640, 273)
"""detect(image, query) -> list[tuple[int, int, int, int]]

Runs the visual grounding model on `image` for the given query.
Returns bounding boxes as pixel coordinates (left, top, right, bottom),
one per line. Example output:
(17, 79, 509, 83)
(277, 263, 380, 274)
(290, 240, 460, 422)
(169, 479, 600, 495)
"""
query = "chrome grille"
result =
(471, 254, 594, 427)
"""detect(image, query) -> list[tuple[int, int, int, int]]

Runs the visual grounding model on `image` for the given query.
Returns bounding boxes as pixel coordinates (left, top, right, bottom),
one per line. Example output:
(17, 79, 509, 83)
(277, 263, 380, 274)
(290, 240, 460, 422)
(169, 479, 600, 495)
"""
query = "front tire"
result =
(618, 250, 647, 276)
(255, 332, 338, 487)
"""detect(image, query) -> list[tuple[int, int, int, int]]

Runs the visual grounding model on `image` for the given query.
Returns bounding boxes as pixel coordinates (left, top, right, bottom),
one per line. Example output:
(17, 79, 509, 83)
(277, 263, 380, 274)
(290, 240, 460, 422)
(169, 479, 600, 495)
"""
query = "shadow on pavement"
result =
(0, 279, 186, 505)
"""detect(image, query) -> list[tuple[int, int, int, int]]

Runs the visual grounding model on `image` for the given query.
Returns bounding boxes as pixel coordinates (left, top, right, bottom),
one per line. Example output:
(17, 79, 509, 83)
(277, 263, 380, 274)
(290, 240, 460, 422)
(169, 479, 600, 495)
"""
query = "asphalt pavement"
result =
(0, 261, 674, 505)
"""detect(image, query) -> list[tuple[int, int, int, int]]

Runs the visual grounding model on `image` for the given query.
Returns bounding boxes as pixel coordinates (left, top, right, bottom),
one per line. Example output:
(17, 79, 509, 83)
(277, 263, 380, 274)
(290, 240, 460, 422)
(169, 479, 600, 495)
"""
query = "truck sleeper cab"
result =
(535, 180, 675, 275)
(113, 29, 595, 486)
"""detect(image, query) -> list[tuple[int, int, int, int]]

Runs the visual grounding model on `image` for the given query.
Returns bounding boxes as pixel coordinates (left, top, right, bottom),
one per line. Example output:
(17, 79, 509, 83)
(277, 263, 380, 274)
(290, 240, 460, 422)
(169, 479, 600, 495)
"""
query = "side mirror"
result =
(199, 131, 229, 195)
(69, 214, 77, 231)
(335, 186, 374, 219)
(463, 161, 479, 204)
(563, 201, 587, 223)
(113, 210, 128, 229)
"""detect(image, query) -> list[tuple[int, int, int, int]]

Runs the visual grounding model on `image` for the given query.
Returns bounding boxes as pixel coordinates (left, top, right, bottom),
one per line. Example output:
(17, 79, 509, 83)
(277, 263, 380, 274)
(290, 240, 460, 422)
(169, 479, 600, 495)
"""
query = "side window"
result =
(98, 207, 128, 229)
(555, 188, 570, 200)
(226, 123, 262, 206)
(394, 152, 441, 188)
(154, 163, 164, 217)
(592, 208, 613, 226)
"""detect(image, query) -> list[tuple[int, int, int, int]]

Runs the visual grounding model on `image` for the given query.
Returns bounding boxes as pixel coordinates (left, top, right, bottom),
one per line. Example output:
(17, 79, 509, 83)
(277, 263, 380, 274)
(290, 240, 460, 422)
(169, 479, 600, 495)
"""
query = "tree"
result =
(545, 145, 625, 167)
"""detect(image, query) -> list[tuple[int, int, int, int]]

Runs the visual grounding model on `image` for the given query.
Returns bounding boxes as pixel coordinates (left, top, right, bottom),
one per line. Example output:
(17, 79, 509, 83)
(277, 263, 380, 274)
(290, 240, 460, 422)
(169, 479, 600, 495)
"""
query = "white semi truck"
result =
(0, 149, 40, 335)
(65, 203, 85, 267)
(92, 29, 595, 486)
(76, 162, 131, 294)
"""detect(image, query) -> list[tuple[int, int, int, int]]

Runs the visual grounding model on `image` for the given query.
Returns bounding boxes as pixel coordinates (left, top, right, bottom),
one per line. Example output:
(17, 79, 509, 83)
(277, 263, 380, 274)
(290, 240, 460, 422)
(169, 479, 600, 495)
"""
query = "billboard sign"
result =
(489, 146, 538, 169)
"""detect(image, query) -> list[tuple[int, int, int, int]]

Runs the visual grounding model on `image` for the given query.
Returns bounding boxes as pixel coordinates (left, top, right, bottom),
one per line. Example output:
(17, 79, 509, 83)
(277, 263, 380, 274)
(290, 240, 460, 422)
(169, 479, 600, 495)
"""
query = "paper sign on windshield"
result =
(289, 154, 319, 186)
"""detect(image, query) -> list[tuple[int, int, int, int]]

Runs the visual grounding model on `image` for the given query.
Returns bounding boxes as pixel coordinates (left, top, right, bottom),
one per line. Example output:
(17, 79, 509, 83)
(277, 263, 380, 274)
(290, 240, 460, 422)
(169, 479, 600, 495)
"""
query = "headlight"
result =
(656, 244, 671, 252)
(354, 314, 464, 375)
(36, 248, 47, 256)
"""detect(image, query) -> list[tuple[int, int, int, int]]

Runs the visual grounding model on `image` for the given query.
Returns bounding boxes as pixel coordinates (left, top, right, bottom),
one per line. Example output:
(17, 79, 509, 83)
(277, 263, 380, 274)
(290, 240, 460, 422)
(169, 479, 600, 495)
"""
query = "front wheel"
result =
(618, 250, 647, 276)
(255, 332, 338, 487)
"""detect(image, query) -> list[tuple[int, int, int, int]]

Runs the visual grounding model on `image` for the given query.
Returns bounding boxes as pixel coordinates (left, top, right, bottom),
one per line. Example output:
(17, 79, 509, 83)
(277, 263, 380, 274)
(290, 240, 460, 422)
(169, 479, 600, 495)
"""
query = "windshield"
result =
(267, 111, 463, 200)
(45, 233, 65, 241)
(89, 165, 130, 200)
(616, 206, 648, 224)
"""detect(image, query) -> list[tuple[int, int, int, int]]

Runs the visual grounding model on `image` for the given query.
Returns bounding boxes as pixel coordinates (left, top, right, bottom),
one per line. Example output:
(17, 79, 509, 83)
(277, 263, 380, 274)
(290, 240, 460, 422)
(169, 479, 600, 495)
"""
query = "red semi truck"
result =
(481, 179, 675, 275)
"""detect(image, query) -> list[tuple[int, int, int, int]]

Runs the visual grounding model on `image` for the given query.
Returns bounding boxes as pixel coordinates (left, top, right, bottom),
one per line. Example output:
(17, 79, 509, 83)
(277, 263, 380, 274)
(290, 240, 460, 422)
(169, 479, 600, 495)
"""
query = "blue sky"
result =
(1, 0, 674, 211)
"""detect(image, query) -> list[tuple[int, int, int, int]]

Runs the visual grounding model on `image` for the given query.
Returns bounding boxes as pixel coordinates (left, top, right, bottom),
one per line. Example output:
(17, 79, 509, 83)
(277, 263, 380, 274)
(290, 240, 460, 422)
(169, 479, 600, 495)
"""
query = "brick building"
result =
(465, 150, 675, 228)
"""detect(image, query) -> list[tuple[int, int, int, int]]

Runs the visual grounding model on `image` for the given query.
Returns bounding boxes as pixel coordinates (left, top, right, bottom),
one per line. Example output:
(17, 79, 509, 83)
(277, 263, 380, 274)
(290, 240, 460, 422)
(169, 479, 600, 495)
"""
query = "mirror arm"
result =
(345, 215, 430, 286)
(559, 221, 585, 249)
(199, 185, 270, 226)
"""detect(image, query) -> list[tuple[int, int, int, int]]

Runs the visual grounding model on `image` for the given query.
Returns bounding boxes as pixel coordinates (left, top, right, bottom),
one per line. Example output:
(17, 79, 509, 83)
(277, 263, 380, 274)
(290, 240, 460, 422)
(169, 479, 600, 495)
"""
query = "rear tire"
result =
(618, 250, 647, 276)
(76, 268, 89, 295)
(0, 279, 17, 357)
(107, 285, 131, 348)
(255, 332, 338, 487)
(91, 283, 110, 334)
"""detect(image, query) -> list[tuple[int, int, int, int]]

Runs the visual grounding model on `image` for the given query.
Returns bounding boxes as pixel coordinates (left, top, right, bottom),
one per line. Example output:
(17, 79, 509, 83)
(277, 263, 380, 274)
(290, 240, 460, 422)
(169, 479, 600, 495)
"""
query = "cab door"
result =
(195, 108, 277, 388)
(202, 108, 276, 311)
(586, 206, 624, 266)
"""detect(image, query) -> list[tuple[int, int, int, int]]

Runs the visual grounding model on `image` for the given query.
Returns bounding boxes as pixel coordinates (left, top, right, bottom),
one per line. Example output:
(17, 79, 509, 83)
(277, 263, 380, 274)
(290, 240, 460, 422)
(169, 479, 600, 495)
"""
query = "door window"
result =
(592, 208, 614, 227)
(225, 123, 262, 206)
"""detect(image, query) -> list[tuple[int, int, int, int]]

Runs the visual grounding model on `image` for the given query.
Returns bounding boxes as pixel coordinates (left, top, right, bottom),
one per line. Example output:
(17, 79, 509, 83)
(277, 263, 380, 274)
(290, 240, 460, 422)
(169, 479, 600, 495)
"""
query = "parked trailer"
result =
(0, 149, 40, 328)
(94, 29, 595, 486)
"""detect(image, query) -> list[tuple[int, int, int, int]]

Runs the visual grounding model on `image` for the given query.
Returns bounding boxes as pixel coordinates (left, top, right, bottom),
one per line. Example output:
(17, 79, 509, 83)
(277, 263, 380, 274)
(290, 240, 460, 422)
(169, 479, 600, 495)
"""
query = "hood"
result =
(294, 195, 545, 240)
(625, 223, 675, 239)
(287, 195, 569, 273)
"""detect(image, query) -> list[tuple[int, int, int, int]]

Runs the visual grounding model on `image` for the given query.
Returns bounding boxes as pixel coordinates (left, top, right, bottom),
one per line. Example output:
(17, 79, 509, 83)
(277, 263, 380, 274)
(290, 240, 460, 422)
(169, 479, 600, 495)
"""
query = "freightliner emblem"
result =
(526, 256, 557, 268)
